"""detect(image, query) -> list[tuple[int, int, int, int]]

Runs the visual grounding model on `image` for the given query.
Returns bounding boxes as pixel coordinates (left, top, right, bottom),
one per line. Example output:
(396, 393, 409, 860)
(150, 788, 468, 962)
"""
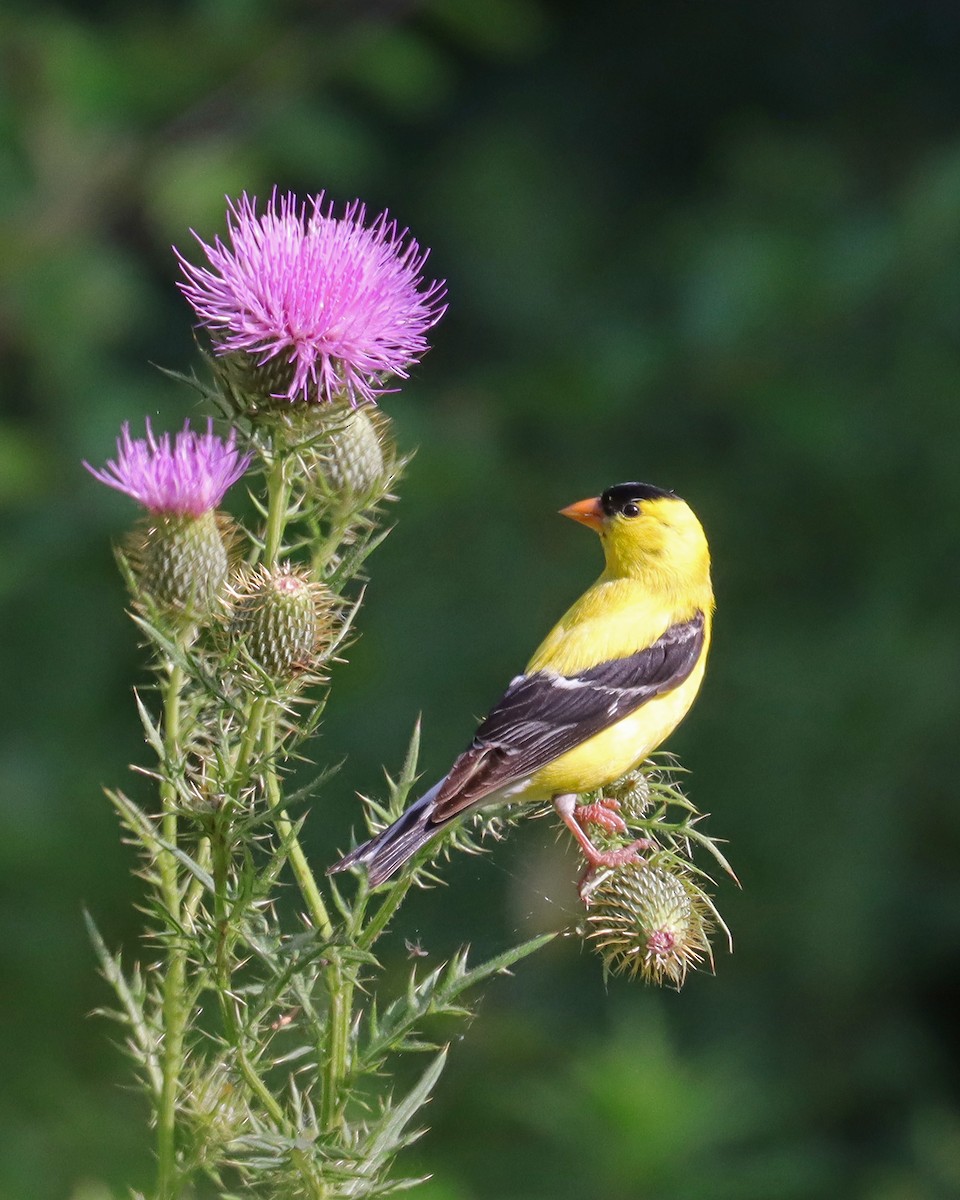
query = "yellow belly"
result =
(527, 654, 707, 798)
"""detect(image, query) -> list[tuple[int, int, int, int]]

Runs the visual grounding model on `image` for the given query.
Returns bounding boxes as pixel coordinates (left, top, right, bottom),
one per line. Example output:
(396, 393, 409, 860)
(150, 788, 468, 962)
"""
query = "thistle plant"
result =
(86, 190, 734, 1200)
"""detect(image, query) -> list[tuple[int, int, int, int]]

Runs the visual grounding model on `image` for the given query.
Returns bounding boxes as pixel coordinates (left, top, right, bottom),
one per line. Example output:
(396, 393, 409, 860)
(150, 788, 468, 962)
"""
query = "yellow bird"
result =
(329, 482, 713, 887)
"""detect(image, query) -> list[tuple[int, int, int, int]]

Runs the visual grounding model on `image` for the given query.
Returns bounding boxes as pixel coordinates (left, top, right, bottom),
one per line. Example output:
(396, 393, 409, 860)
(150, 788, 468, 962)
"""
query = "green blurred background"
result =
(3, 1, 960, 1196)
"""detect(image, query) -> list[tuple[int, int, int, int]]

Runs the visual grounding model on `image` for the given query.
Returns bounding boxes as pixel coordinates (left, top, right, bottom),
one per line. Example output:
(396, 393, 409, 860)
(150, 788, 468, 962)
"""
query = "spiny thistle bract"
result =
(600, 767, 652, 825)
(570, 759, 734, 988)
(229, 563, 337, 679)
(132, 509, 232, 621)
(269, 400, 398, 504)
(212, 349, 306, 419)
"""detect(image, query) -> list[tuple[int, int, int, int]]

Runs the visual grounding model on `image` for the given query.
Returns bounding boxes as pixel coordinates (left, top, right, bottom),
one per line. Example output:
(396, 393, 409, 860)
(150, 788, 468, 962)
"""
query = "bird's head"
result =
(560, 482, 711, 589)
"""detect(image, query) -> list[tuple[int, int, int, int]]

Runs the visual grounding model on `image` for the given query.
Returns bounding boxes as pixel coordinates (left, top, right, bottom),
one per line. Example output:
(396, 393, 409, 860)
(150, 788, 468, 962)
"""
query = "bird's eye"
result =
(621, 502, 641, 518)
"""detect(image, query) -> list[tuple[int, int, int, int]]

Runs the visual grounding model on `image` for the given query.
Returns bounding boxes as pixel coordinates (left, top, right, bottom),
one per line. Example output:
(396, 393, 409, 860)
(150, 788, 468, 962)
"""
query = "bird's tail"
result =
(327, 781, 445, 887)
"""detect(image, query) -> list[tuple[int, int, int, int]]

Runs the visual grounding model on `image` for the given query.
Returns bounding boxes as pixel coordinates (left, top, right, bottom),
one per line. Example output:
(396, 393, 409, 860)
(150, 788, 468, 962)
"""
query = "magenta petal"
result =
(175, 190, 446, 405)
(85, 419, 251, 515)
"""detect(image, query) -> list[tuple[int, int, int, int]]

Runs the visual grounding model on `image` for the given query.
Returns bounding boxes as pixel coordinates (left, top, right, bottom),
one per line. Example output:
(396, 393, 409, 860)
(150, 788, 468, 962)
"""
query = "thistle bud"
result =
(133, 510, 230, 621)
(584, 861, 714, 988)
(602, 769, 652, 826)
(321, 405, 388, 496)
(182, 1061, 245, 1164)
(229, 564, 336, 679)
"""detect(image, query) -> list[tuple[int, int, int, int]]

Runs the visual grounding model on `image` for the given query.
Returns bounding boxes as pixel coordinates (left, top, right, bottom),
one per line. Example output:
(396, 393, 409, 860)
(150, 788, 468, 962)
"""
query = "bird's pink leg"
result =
(573, 795, 630, 835)
(553, 794, 650, 868)
(554, 794, 654, 904)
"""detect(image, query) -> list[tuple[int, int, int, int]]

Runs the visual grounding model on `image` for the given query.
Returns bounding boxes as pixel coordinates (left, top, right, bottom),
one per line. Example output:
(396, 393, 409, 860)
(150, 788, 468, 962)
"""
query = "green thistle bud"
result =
(255, 402, 395, 511)
(321, 405, 387, 496)
(602, 769, 652, 825)
(230, 564, 336, 679)
(584, 861, 714, 988)
(132, 510, 230, 622)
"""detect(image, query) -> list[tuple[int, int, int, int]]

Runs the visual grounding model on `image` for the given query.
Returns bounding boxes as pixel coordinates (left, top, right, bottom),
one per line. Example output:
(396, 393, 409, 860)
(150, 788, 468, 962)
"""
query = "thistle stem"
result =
(265, 721, 333, 940)
(258, 435, 346, 1127)
(212, 816, 239, 1042)
(258, 437, 334, 939)
(324, 968, 352, 1132)
(252, 428, 357, 1133)
(156, 658, 187, 1200)
(260, 700, 347, 1129)
(310, 509, 353, 576)
(181, 837, 210, 936)
(237, 1047, 288, 1129)
(358, 875, 414, 953)
(264, 452, 291, 565)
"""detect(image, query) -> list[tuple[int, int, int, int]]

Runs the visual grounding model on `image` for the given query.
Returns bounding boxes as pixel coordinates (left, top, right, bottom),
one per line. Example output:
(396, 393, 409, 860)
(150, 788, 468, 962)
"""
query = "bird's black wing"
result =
(431, 610, 706, 821)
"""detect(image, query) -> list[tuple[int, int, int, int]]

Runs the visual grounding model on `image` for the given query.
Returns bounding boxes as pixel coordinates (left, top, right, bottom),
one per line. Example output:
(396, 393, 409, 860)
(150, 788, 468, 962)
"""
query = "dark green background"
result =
(3, 1, 960, 1197)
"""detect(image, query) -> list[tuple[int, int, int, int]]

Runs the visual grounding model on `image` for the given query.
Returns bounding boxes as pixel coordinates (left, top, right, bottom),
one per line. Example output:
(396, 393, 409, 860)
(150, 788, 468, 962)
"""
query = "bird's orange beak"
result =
(559, 495, 605, 531)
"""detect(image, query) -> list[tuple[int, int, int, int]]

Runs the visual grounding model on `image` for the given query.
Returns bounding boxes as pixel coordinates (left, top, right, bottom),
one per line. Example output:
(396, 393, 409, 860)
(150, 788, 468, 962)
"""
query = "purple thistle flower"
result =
(175, 191, 447, 406)
(85, 419, 251, 516)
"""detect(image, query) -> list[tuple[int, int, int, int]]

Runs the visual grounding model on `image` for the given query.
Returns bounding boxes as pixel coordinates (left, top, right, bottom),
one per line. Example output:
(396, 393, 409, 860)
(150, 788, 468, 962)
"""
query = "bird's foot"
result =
(553, 793, 654, 903)
(574, 796, 628, 835)
(585, 839, 650, 868)
(576, 842, 653, 903)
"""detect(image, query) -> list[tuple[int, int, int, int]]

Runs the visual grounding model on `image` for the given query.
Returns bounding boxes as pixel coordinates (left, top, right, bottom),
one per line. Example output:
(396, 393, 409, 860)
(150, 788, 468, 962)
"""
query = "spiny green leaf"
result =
(343, 1051, 448, 1196)
(133, 689, 165, 760)
(396, 718, 421, 796)
(361, 934, 554, 1069)
(84, 910, 163, 1096)
(163, 841, 216, 893)
(104, 787, 157, 849)
(325, 523, 395, 590)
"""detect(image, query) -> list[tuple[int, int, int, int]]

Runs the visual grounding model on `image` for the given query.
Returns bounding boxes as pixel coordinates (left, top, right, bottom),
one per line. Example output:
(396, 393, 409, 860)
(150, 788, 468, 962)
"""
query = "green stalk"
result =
(258, 441, 335, 941)
(181, 837, 211, 936)
(323, 962, 352, 1132)
(310, 508, 353, 576)
(263, 451, 291, 565)
(357, 875, 415, 953)
(271, 799, 334, 939)
(259, 431, 346, 1129)
(156, 659, 187, 1200)
(260, 686, 346, 1130)
(235, 693, 268, 781)
(212, 814, 239, 1042)
(237, 1047, 288, 1129)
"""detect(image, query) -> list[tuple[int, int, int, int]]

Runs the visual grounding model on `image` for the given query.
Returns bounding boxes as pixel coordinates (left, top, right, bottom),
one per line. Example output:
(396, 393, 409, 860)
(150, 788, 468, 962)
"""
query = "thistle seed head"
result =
(602, 769, 653, 825)
(229, 564, 337, 679)
(584, 861, 714, 988)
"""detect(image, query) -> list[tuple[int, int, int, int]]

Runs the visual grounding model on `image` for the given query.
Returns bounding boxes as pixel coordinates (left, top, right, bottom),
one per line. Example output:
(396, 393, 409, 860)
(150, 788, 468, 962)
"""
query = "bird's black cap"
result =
(600, 482, 677, 517)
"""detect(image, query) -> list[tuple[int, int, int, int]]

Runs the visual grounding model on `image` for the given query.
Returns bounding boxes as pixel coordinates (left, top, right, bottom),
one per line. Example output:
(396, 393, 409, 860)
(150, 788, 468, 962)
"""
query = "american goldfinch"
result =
(329, 482, 713, 887)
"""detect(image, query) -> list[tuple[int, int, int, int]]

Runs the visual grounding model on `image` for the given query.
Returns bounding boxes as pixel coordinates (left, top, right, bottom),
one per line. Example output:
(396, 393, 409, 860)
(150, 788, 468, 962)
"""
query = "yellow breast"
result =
(525, 651, 708, 799)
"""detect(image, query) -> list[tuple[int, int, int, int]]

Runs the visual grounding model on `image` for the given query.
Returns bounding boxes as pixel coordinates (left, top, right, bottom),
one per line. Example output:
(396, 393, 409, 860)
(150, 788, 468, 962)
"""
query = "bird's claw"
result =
(574, 796, 629, 835)
(577, 840, 650, 902)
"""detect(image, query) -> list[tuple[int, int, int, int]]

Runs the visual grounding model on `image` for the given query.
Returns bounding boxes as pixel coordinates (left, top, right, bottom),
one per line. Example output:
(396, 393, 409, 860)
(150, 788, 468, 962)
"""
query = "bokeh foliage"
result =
(3, 1, 960, 1197)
